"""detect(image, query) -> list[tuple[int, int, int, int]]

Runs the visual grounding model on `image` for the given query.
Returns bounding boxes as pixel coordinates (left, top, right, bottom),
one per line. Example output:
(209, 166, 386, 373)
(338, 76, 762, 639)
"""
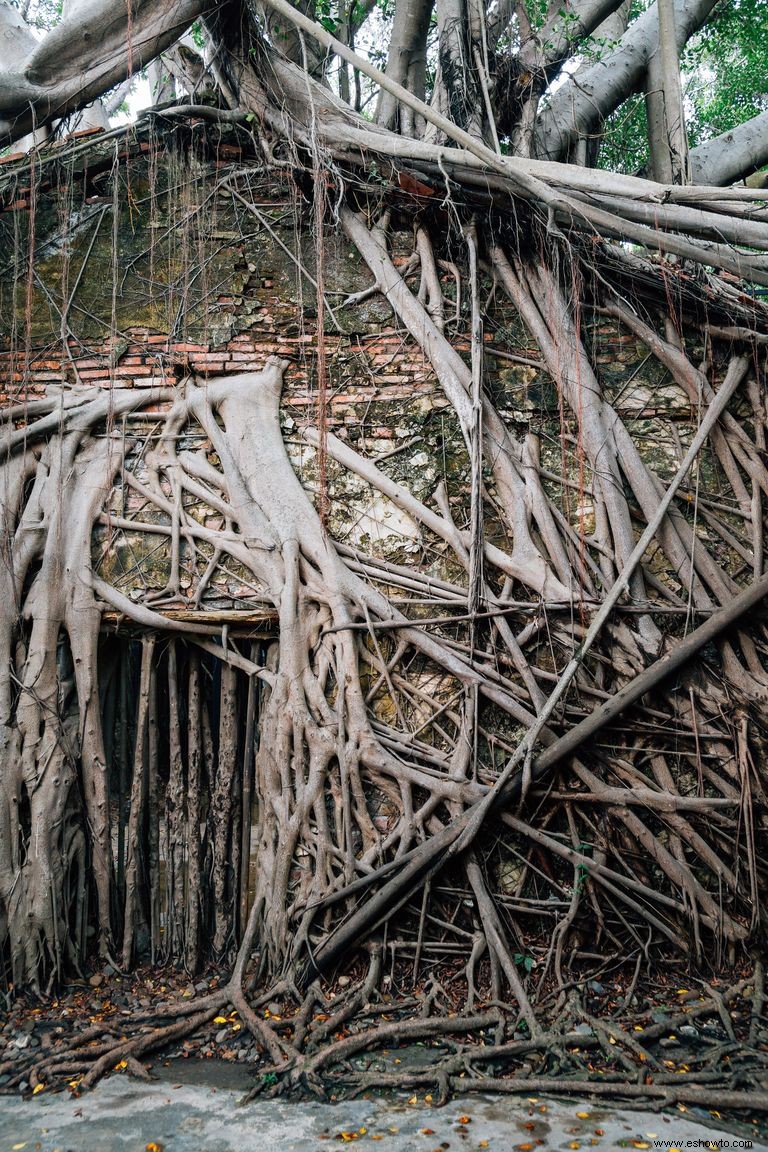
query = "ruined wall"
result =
(0, 121, 737, 610)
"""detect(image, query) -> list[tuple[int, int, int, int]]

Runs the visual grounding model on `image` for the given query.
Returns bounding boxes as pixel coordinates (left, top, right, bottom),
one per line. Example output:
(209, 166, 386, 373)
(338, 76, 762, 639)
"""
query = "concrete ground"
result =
(0, 1066, 766, 1152)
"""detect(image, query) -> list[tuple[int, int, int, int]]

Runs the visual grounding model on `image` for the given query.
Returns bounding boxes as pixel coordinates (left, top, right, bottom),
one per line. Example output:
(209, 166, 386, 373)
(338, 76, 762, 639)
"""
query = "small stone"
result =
(215, 1029, 229, 1045)
(89, 973, 104, 988)
(267, 1002, 281, 1015)
(195, 981, 208, 994)
(337, 976, 351, 988)
(12, 1033, 32, 1050)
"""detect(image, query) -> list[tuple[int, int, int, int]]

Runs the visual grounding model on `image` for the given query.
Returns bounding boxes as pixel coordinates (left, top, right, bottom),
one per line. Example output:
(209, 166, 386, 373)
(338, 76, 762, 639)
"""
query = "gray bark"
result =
(0, 0, 209, 145)
(535, 0, 718, 161)
(517, 0, 626, 76)
(690, 110, 768, 186)
(376, 0, 432, 131)
(645, 0, 690, 183)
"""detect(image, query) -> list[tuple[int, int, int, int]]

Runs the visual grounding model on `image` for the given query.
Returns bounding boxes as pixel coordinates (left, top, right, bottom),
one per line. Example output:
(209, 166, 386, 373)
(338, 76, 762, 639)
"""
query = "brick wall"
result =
(0, 125, 722, 606)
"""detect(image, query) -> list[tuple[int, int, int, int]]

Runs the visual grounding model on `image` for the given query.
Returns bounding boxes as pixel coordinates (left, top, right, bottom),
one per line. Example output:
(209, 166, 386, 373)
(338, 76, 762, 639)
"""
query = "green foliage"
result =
(682, 0, 768, 145)
(590, 0, 767, 174)
(596, 93, 650, 175)
(316, 0, 338, 36)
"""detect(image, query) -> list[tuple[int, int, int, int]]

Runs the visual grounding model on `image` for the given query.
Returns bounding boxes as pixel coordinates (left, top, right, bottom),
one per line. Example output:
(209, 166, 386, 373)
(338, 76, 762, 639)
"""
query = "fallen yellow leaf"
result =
(32, 1084, 45, 1095)
(576, 1111, 590, 1119)
(12, 1144, 26, 1150)
(146, 1145, 164, 1152)
(213, 1016, 228, 1024)
(421, 1129, 436, 1136)
(408, 1095, 418, 1105)
(458, 1115, 472, 1124)
(114, 1059, 127, 1071)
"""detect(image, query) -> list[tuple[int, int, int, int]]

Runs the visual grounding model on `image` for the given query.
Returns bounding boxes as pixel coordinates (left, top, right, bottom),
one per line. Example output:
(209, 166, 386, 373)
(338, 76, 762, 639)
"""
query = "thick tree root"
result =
(2, 962, 764, 1120)
(2, 147, 768, 1127)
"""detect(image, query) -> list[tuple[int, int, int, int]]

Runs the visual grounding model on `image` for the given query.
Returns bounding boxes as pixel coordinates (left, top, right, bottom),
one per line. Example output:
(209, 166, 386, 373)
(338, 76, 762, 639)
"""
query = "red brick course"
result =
(0, 323, 443, 430)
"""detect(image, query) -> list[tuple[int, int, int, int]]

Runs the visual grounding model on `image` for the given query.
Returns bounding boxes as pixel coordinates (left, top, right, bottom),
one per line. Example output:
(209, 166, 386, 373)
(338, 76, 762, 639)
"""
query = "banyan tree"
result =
(0, 0, 767, 1106)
